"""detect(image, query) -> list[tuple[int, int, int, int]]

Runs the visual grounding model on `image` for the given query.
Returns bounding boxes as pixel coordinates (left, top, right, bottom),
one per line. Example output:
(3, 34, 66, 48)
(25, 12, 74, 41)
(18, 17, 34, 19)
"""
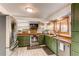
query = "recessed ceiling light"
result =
(26, 8, 33, 13)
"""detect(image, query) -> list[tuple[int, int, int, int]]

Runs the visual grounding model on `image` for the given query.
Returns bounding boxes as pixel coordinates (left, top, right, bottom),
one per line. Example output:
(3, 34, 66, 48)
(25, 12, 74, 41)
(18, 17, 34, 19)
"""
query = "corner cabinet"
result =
(38, 35, 45, 45)
(17, 36, 30, 47)
(51, 38, 58, 54)
(45, 35, 58, 55)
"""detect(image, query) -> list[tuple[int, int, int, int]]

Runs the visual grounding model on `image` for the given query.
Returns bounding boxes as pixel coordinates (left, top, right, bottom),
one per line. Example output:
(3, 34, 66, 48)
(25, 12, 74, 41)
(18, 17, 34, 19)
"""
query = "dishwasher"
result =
(58, 40, 71, 56)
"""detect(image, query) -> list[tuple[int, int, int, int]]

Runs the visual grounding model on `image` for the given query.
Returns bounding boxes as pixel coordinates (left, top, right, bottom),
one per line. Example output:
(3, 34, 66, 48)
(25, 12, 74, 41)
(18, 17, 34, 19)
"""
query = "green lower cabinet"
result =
(50, 38, 57, 54)
(71, 42, 79, 55)
(45, 35, 50, 46)
(45, 35, 57, 54)
(71, 50, 79, 56)
(17, 36, 30, 47)
(38, 35, 45, 45)
(47, 37, 52, 49)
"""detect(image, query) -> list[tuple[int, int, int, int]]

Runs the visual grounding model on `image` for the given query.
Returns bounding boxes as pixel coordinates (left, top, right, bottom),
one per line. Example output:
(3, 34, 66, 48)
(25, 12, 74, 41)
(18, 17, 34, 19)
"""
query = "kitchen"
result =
(15, 14, 71, 56)
(11, 3, 71, 56)
(0, 3, 78, 56)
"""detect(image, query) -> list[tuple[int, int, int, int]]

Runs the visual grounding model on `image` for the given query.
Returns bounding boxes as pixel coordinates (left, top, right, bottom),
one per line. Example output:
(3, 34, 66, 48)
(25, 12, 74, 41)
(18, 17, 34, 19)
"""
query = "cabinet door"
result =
(45, 36, 52, 50)
(38, 35, 44, 44)
(51, 38, 57, 54)
(72, 32, 79, 42)
(48, 37, 52, 49)
(45, 36, 58, 54)
(25, 36, 30, 45)
(45, 36, 47, 45)
(17, 36, 24, 47)
(17, 36, 30, 47)
(72, 4, 79, 31)
(45, 36, 50, 46)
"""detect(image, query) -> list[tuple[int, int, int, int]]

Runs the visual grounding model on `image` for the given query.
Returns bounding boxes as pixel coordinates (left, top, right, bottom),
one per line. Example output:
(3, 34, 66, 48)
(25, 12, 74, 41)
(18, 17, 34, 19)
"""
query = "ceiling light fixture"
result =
(26, 8, 33, 13)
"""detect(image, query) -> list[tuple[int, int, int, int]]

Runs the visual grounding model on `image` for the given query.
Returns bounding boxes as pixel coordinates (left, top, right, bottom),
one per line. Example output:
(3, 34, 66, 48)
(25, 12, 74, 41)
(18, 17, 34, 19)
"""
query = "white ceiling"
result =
(0, 3, 70, 19)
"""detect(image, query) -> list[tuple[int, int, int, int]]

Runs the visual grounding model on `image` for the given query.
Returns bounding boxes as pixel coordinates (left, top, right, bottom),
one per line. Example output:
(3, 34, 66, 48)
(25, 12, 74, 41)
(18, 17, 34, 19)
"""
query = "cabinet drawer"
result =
(71, 50, 79, 56)
(71, 42, 79, 53)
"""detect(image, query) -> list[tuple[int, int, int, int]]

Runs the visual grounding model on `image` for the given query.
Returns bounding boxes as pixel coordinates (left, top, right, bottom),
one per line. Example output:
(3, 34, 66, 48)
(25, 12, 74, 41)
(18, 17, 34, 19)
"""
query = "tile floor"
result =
(10, 45, 56, 56)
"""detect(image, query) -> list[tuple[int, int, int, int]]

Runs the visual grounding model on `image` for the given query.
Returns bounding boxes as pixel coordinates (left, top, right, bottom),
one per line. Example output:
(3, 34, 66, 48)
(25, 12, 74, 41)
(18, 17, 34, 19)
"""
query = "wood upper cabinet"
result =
(55, 16, 71, 36)
(55, 20, 61, 33)
(60, 16, 69, 33)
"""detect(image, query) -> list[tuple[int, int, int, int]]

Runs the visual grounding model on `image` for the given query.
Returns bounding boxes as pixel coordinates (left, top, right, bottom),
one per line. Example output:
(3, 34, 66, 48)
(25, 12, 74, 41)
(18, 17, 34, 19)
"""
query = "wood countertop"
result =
(56, 36, 71, 44)
(17, 33, 44, 36)
(17, 33, 71, 44)
(47, 34, 71, 44)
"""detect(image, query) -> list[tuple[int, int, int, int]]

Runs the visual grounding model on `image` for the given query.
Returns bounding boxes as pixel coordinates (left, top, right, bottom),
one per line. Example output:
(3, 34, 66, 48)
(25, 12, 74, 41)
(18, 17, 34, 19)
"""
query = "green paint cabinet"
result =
(72, 32, 79, 42)
(38, 35, 45, 45)
(45, 35, 58, 54)
(17, 36, 30, 47)
(72, 4, 79, 31)
(71, 4, 79, 56)
(51, 38, 58, 54)
(45, 35, 51, 47)
(71, 50, 79, 56)
(71, 42, 79, 53)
